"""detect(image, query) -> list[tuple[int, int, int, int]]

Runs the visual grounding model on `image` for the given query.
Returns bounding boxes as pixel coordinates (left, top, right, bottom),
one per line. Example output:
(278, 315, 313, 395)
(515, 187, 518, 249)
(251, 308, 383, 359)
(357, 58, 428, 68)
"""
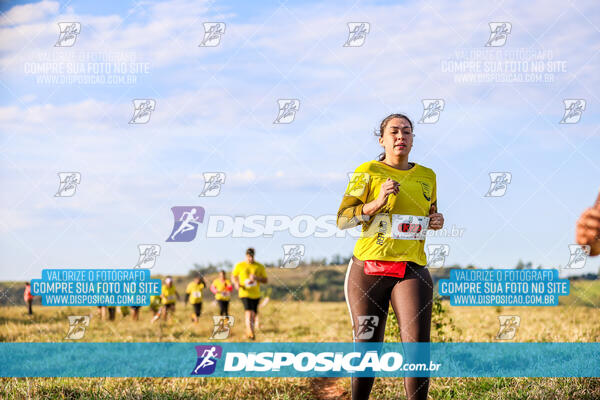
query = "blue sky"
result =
(0, 0, 599, 281)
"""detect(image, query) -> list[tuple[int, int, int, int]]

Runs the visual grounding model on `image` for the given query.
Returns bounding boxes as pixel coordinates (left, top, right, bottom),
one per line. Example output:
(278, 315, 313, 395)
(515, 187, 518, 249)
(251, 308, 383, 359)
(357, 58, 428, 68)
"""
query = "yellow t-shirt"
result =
(186, 281, 205, 304)
(150, 295, 161, 311)
(232, 261, 267, 299)
(161, 285, 178, 305)
(337, 160, 437, 265)
(211, 279, 232, 301)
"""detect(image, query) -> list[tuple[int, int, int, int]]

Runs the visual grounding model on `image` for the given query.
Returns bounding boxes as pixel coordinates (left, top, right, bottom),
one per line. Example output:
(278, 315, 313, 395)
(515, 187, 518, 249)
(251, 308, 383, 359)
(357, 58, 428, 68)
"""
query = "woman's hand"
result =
(378, 178, 400, 205)
(428, 203, 444, 230)
(363, 178, 399, 216)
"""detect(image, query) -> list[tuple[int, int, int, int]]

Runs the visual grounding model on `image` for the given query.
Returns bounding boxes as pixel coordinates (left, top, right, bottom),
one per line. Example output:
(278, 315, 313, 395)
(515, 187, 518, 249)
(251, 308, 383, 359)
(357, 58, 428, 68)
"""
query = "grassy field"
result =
(1, 279, 599, 399)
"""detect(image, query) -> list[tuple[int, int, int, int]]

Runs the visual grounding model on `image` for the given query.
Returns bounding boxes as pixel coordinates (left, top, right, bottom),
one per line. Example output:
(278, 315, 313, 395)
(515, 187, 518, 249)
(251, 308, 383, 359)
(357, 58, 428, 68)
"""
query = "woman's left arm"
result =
(428, 201, 444, 230)
(428, 174, 444, 230)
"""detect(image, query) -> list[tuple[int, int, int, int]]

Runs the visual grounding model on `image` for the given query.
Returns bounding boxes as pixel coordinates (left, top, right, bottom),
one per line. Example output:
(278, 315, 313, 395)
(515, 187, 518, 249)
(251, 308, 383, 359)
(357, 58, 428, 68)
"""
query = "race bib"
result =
(193, 292, 202, 298)
(391, 214, 429, 240)
(244, 279, 257, 287)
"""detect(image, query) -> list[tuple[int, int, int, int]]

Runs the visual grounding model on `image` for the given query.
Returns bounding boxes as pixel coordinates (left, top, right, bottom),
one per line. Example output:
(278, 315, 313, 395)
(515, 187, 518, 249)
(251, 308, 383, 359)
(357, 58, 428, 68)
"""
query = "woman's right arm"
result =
(337, 173, 399, 229)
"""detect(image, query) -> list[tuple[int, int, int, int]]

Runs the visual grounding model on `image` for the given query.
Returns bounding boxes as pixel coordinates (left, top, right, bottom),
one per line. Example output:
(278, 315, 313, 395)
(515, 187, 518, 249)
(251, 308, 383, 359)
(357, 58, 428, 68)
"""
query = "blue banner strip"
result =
(0, 343, 598, 377)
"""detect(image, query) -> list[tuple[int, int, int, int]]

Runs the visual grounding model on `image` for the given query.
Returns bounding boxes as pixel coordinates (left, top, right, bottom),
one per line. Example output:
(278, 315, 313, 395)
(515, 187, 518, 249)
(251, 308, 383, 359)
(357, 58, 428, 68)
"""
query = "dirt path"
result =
(309, 377, 349, 400)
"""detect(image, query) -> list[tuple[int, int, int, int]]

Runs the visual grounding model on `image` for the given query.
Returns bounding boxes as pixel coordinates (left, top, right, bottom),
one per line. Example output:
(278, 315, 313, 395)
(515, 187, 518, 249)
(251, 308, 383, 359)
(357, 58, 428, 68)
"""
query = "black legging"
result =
(217, 300, 229, 316)
(344, 255, 433, 400)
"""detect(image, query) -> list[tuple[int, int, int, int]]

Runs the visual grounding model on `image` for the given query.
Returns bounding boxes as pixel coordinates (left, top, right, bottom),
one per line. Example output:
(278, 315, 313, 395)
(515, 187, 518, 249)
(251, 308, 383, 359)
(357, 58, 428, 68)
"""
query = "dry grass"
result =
(1, 281, 599, 399)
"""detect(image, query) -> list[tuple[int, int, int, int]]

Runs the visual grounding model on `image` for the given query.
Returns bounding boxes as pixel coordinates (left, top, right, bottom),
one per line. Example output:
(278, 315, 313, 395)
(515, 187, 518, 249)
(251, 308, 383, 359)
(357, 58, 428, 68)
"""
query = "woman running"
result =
(152, 276, 180, 323)
(186, 275, 206, 323)
(210, 270, 233, 316)
(337, 113, 444, 400)
(23, 282, 33, 315)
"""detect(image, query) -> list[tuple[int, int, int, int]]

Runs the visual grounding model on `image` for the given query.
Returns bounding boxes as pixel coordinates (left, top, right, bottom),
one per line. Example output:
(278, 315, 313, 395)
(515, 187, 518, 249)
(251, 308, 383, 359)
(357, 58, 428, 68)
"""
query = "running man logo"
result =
(426, 244, 450, 268)
(199, 172, 226, 197)
(343, 22, 370, 47)
(418, 99, 445, 124)
(273, 99, 300, 124)
(210, 316, 235, 340)
(281, 244, 305, 268)
(199, 22, 226, 47)
(496, 315, 520, 340)
(485, 172, 512, 197)
(355, 315, 379, 340)
(55, 22, 81, 47)
(166, 206, 205, 242)
(64, 316, 90, 340)
(134, 244, 161, 269)
(129, 99, 156, 124)
(55, 172, 81, 197)
(191, 345, 222, 375)
(485, 22, 512, 47)
(346, 172, 370, 197)
(560, 99, 586, 124)
(564, 244, 590, 269)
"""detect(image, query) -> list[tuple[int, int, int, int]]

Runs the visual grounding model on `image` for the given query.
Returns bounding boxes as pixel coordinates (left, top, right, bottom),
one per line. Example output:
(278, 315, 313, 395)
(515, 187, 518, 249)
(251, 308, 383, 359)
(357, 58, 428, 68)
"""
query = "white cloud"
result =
(0, 0, 59, 27)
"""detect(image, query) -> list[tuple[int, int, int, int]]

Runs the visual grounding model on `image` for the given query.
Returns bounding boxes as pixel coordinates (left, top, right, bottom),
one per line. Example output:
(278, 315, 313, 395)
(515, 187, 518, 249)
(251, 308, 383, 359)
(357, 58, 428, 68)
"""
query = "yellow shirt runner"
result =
(337, 160, 437, 266)
(149, 295, 161, 312)
(233, 261, 267, 299)
(186, 281, 205, 304)
(161, 285, 178, 305)
(211, 279, 233, 301)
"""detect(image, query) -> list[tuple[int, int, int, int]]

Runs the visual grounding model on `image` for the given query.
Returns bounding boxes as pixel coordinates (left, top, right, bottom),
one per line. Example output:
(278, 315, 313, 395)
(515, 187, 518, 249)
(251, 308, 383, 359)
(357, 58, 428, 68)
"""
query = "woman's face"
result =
(379, 117, 413, 158)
